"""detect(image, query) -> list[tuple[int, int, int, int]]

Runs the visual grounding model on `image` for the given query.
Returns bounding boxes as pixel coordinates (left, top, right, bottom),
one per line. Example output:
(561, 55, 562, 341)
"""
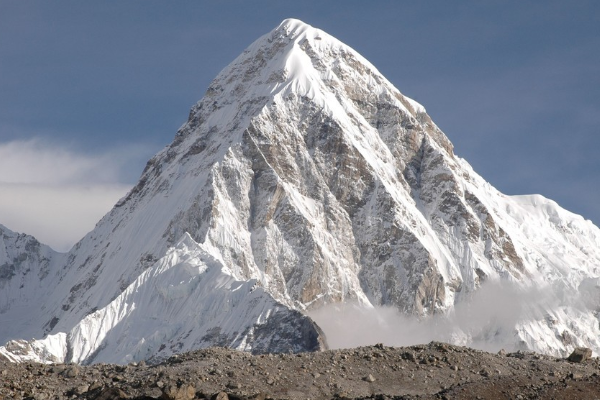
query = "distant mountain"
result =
(2, 18, 600, 364)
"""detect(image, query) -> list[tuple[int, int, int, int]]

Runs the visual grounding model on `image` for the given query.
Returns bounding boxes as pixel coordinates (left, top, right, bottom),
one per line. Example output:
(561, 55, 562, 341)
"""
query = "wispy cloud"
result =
(308, 281, 577, 354)
(0, 182, 130, 252)
(0, 138, 148, 184)
(0, 139, 152, 251)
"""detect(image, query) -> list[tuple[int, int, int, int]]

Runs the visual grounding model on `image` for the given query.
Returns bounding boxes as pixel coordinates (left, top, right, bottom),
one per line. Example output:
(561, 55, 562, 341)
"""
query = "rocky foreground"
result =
(1, 342, 600, 400)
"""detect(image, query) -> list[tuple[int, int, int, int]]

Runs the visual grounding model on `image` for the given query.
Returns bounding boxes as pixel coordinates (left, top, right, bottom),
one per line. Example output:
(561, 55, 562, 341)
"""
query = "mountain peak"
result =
(180, 17, 428, 148)
(2, 19, 600, 364)
(209, 17, 345, 99)
(273, 18, 316, 38)
(270, 18, 344, 54)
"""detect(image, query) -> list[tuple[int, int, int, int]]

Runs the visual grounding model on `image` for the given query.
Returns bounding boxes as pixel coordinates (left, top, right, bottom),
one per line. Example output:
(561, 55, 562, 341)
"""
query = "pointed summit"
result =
(182, 18, 426, 139)
(273, 18, 315, 36)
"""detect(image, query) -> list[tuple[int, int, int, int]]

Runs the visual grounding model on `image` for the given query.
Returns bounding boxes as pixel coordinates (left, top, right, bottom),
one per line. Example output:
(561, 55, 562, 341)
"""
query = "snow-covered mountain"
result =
(1, 18, 600, 364)
(0, 232, 323, 364)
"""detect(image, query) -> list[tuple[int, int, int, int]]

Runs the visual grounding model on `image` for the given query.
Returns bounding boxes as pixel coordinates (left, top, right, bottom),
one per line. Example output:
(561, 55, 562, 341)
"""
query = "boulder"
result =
(567, 347, 592, 363)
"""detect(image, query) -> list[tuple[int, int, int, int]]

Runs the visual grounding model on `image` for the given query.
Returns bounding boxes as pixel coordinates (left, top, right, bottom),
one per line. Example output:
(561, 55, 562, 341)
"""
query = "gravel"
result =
(1, 342, 599, 399)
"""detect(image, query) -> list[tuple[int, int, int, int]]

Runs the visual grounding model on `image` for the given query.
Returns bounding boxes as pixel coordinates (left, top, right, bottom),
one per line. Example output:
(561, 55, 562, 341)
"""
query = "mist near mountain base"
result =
(308, 280, 594, 353)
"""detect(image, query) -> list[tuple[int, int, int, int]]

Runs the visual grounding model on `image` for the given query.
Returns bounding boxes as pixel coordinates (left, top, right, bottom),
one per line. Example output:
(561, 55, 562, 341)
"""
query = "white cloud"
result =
(0, 138, 146, 184)
(308, 281, 560, 353)
(0, 183, 131, 252)
(0, 139, 150, 251)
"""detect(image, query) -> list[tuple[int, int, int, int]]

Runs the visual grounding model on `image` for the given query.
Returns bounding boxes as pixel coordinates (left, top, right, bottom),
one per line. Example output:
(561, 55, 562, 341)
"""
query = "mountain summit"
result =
(2, 19, 600, 364)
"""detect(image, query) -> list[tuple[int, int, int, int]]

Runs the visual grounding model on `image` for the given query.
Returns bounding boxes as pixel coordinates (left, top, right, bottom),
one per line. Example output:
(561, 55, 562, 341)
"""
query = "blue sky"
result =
(1, 1, 599, 250)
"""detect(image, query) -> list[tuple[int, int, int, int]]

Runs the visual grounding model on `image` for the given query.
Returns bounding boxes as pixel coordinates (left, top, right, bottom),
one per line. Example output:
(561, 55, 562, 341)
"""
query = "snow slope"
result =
(1, 18, 599, 363)
(0, 233, 323, 364)
(0, 224, 67, 342)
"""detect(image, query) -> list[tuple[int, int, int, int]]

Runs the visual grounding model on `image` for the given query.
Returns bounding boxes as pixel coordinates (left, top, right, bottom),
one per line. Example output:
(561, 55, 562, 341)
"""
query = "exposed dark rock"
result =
(161, 383, 196, 400)
(211, 393, 229, 400)
(92, 387, 129, 400)
(363, 374, 376, 382)
(568, 347, 592, 363)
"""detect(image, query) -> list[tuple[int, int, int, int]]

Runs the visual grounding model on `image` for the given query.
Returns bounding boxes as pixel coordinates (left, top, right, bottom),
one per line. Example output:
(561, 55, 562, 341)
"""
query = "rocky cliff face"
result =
(1, 19, 600, 364)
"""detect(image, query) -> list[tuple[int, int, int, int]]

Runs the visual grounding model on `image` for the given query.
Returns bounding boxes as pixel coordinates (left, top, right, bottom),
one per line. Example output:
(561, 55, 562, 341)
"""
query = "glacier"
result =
(1, 18, 600, 363)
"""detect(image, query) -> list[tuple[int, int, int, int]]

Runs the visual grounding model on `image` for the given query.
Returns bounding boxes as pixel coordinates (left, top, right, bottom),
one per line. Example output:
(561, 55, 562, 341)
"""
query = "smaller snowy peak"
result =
(0, 233, 325, 364)
(0, 224, 65, 346)
(0, 235, 57, 351)
(0, 224, 62, 266)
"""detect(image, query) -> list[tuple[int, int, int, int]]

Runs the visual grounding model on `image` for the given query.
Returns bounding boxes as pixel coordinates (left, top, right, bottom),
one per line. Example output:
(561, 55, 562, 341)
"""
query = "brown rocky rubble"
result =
(1, 343, 599, 400)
